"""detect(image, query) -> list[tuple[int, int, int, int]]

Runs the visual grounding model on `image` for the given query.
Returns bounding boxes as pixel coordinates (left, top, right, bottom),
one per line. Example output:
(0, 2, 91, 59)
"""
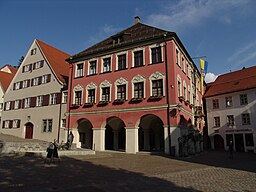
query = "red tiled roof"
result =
(204, 66, 256, 98)
(0, 65, 18, 74)
(36, 39, 70, 84)
(0, 71, 15, 92)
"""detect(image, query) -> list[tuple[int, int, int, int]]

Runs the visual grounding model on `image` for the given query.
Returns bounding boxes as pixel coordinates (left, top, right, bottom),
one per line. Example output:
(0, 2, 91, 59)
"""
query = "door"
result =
(25, 123, 33, 139)
(234, 134, 244, 152)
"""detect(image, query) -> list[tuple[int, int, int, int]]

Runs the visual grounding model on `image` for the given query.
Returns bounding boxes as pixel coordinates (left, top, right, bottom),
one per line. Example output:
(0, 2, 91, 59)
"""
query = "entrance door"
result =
(235, 134, 244, 152)
(25, 123, 33, 139)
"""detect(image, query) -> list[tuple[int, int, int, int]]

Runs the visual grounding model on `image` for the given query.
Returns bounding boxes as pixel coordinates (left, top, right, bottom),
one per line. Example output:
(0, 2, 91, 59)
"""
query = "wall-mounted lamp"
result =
(27, 116, 31, 122)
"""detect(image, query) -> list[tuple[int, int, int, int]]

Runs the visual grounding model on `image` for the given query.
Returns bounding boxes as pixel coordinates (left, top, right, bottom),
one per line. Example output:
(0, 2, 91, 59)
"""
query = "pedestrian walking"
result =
(53, 139, 60, 163)
(45, 142, 55, 164)
(68, 131, 74, 149)
(228, 140, 234, 159)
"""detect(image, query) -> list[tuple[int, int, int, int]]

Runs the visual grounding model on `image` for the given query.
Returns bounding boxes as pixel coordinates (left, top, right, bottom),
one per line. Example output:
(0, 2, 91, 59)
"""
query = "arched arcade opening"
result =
(138, 114, 164, 152)
(77, 118, 93, 149)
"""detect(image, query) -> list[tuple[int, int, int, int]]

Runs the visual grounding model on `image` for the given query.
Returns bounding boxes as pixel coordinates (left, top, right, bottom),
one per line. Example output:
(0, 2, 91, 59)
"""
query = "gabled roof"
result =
(36, 39, 70, 84)
(204, 66, 256, 98)
(68, 22, 175, 62)
(0, 71, 15, 92)
(0, 65, 18, 74)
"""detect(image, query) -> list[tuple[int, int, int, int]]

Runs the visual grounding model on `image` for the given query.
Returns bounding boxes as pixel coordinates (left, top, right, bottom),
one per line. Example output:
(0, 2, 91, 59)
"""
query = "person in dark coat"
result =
(68, 131, 74, 149)
(53, 139, 60, 163)
(45, 142, 55, 164)
(228, 140, 234, 159)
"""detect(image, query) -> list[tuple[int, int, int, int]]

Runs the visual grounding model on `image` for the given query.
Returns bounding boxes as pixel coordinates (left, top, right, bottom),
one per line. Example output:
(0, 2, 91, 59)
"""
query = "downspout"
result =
(163, 33, 172, 155)
(67, 62, 74, 142)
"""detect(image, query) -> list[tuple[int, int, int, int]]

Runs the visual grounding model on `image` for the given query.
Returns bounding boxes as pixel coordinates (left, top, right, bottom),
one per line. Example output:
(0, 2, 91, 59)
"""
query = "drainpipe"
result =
(67, 62, 74, 142)
(57, 87, 63, 143)
(163, 33, 172, 155)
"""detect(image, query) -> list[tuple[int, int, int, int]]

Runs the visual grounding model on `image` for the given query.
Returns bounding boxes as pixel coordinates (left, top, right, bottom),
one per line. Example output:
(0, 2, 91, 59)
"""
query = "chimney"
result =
(134, 16, 141, 24)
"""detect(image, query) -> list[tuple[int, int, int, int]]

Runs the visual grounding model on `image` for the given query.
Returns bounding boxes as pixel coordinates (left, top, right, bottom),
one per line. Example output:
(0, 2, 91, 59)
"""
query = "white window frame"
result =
(61, 119, 66, 128)
(99, 80, 111, 102)
(132, 47, 145, 67)
(73, 84, 83, 105)
(50, 93, 57, 105)
(4, 120, 10, 128)
(15, 82, 20, 90)
(177, 75, 182, 97)
(75, 62, 84, 77)
(101, 55, 112, 73)
(114, 77, 128, 100)
(88, 59, 97, 75)
(149, 44, 164, 64)
(176, 48, 180, 66)
(14, 100, 19, 109)
(23, 80, 28, 88)
(42, 119, 53, 132)
(41, 75, 48, 84)
(24, 98, 31, 108)
(132, 75, 146, 98)
(86, 82, 97, 103)
(33, 77, 39, 86)
(13, 119, 19, 128)
(149, 71, 165, 96)
(5, 101, 11, 110)
(62, 91, 68, 103)
(116, 51, 128, 70)
(36, 96, 43, 107)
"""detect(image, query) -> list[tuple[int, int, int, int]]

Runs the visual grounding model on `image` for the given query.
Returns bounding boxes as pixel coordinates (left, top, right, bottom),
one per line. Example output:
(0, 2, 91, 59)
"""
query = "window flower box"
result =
(129, 97, 143, 103)
(189, 104, 194, 109)
(70, 104, 80, 109)
(147, 95, 164, 102)
(113, 99, 125, 105)
(83, 102, 94, 108)
(97, 100, 109, 106)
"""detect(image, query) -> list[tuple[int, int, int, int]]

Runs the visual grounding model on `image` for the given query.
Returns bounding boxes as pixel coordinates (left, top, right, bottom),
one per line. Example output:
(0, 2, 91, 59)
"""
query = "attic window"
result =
(31, 48, 37, 55)
(113, 36, 123, 45)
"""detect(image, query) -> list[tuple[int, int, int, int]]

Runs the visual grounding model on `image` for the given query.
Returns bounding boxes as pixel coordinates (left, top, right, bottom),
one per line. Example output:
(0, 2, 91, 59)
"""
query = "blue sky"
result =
(1, 0, 256, 82)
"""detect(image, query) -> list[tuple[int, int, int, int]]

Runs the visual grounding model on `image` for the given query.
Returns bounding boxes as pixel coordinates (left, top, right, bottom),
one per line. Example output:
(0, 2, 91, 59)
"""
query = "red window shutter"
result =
(19, 81, 23, 89)
(41, 60, 44, 68)
(17, 120, 21, 128)
(10, 101, 14, 110)
(47, 74, 51, 83)
(27, 79, 30, 87)
(31, 79, 34, 86)
(30, 97, 36, 107)
(43, 95, 50, 106)
(21, 99, 25, 109)
(13, 83, 16, 90)
(38, 76, 42, 85)
(18, 99, 22, 109)
(10, 120, 13, 128)
(29, 64, 32, 71)
(33, 62, 36, 69)
(22, 66, 25, 73)
(4, 102, 6, 110)
(56, 92, 62, 104)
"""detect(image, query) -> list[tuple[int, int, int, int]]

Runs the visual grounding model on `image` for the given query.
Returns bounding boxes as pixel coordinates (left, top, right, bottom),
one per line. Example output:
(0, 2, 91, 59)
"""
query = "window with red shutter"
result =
(2, 121, 5, 128)
(40, 60, 44, 68)
(56, 92, 62, 104)
(47, 74, 51, 83)
(43, 95, 50, 106)
(30, 97, 36, 107)
(9, 120, 13, 128)
(17, 120, 21, 128)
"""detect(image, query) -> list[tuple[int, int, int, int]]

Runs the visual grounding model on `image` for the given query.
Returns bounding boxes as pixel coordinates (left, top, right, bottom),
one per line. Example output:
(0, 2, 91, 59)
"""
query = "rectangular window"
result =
(24, 64, 31, 72)
(182, 57, 185, 71)
(24, 98, 31, 108)
(240, 94, 248, 105)
(245, 133, 254, 146)
(50, 93, 57, 105)
(23, 80, 29, 88)
(134, 82, 144, 98)
(4, 120, 10, 128)
(183, 86, 187, 100)
(102, 87, 110, 101)
(242, 113, 250, 125)
(15, 82, 20, 90)
(225, 96, 232, 107)
(75, 91, 82, 105)
(14, 100, 20, 109)
(36, 96, 43, 107)
(61, 119, 66, 128)
(31, 48, 36, 55)
(176, 49, 180, 66)
(62, 92, 68, 103)
(42, 75, 49, 84)
(42, 119, 53, 132)
(152, 80, 163, 96)
(32, 77, 39, 86)
(0, 103, 3, 110)
(214, 116, 220, 127)
(118, 54, 126, 70)
(89, 60, 97, 75)
(88, 89, 95, 103)
(117, 85, 126, 100)
(213, 99, 219, 109)
(134, 50, 143, 67)
(102, 57, 111, 73)
(5, 101, 11, 110)
(227, 115, 234, 126)
(76, 63, 84, 77)
(178, 81, 182, 97)
(151, 47, 162, 64)
(13, 119, 20, 128)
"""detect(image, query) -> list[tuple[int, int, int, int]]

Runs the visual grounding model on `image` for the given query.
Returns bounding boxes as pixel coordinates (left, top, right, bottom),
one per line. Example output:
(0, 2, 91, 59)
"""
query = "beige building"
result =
(1, 39, 70, 142)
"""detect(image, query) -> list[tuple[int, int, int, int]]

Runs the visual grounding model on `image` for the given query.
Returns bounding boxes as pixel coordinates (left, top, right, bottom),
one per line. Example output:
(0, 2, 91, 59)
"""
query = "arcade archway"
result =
(77, 118, 93, 149)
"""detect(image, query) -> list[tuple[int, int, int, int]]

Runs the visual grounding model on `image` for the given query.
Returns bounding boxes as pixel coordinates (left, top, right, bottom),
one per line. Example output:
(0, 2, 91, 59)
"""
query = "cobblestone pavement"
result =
(0, 150, 255, 192)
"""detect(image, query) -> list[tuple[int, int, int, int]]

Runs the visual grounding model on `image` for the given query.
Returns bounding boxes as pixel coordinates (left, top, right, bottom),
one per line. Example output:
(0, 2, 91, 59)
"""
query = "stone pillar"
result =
(170, 126, 180, 156)
(113, 130, 119, 150)
(125, 127, 139, 154)
(163, 126, 170, 154)
(92, 128, 105, 151)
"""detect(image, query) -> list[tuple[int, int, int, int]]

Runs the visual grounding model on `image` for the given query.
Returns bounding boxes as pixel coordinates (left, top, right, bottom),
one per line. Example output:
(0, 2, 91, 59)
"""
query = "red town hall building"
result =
(66, 17, 204, 156)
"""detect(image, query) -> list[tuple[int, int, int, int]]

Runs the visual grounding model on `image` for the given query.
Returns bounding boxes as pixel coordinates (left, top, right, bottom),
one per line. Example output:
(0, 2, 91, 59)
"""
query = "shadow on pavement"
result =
(165, 150, 256, 173)
(0, 153, 200, 192)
